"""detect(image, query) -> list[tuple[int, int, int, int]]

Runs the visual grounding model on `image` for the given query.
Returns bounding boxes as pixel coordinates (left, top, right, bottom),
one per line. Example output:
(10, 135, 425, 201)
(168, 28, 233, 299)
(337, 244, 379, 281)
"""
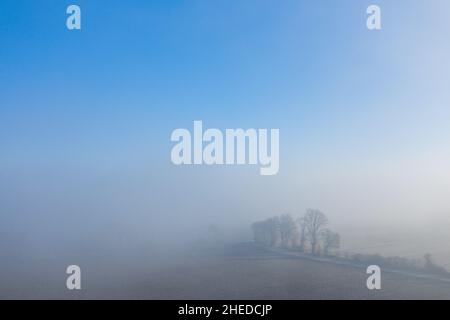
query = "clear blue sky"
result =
(0, 0, 393, 164)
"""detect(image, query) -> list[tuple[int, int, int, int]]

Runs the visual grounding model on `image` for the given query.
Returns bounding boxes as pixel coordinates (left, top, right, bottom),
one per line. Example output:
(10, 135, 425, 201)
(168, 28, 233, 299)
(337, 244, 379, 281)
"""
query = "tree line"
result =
(251, 209, 340, 256)
(252, 210, 450, 277)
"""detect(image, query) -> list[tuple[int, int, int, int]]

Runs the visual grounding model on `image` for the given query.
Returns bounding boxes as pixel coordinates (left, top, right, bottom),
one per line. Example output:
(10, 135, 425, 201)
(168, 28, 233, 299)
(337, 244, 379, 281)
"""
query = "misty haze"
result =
(2, 0, 450, 300)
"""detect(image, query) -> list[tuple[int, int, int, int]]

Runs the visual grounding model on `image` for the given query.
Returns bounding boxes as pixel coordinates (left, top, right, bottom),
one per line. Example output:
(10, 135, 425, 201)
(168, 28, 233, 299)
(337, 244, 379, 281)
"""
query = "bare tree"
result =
(321, 229, 340, 256)
(279, 214, 298, 247)
(252, 221, 269, 246)
(251, 217, 281, 247)
(303, 209, 328, 255)
(268, 217, 281, 247)
(297, 217, 307, 252)
(423, 253, 447, 275)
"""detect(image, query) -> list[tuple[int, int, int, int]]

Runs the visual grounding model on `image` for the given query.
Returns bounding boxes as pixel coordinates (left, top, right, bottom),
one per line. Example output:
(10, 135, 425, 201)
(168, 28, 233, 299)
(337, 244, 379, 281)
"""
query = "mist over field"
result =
(1, 0, 450, 299)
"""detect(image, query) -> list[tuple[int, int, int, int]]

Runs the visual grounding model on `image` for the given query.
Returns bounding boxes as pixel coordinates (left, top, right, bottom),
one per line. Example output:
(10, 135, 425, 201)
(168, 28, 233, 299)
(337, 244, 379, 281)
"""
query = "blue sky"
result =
(1, 1, 450, 242)
(1, 0, 386, 164)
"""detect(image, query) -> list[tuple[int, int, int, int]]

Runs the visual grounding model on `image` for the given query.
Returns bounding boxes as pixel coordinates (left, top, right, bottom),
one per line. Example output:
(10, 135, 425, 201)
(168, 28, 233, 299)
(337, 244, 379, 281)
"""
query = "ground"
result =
(3, 242, 450, 299)
(93, 243, 450, 299)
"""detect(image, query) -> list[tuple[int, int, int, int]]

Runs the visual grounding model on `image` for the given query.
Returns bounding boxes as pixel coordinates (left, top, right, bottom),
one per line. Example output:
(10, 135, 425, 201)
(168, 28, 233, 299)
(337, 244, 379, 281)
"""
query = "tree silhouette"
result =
(297, 216, 307, 252)
(321, 229, 340, 256)
(279, 214, 298, 248)
(303, 209, 328, 255)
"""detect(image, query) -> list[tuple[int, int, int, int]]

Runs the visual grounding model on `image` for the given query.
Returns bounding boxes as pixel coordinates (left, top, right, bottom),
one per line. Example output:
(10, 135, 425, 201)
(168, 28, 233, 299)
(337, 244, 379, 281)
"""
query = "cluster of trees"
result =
(251, 210, 450, 276)
(252, 209, 340, 256)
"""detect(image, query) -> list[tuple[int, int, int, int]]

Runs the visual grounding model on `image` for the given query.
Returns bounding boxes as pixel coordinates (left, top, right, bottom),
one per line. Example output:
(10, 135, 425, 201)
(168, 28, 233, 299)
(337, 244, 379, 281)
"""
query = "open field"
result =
(128, 243, 450, 300)
(3, 242, 450, 299)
